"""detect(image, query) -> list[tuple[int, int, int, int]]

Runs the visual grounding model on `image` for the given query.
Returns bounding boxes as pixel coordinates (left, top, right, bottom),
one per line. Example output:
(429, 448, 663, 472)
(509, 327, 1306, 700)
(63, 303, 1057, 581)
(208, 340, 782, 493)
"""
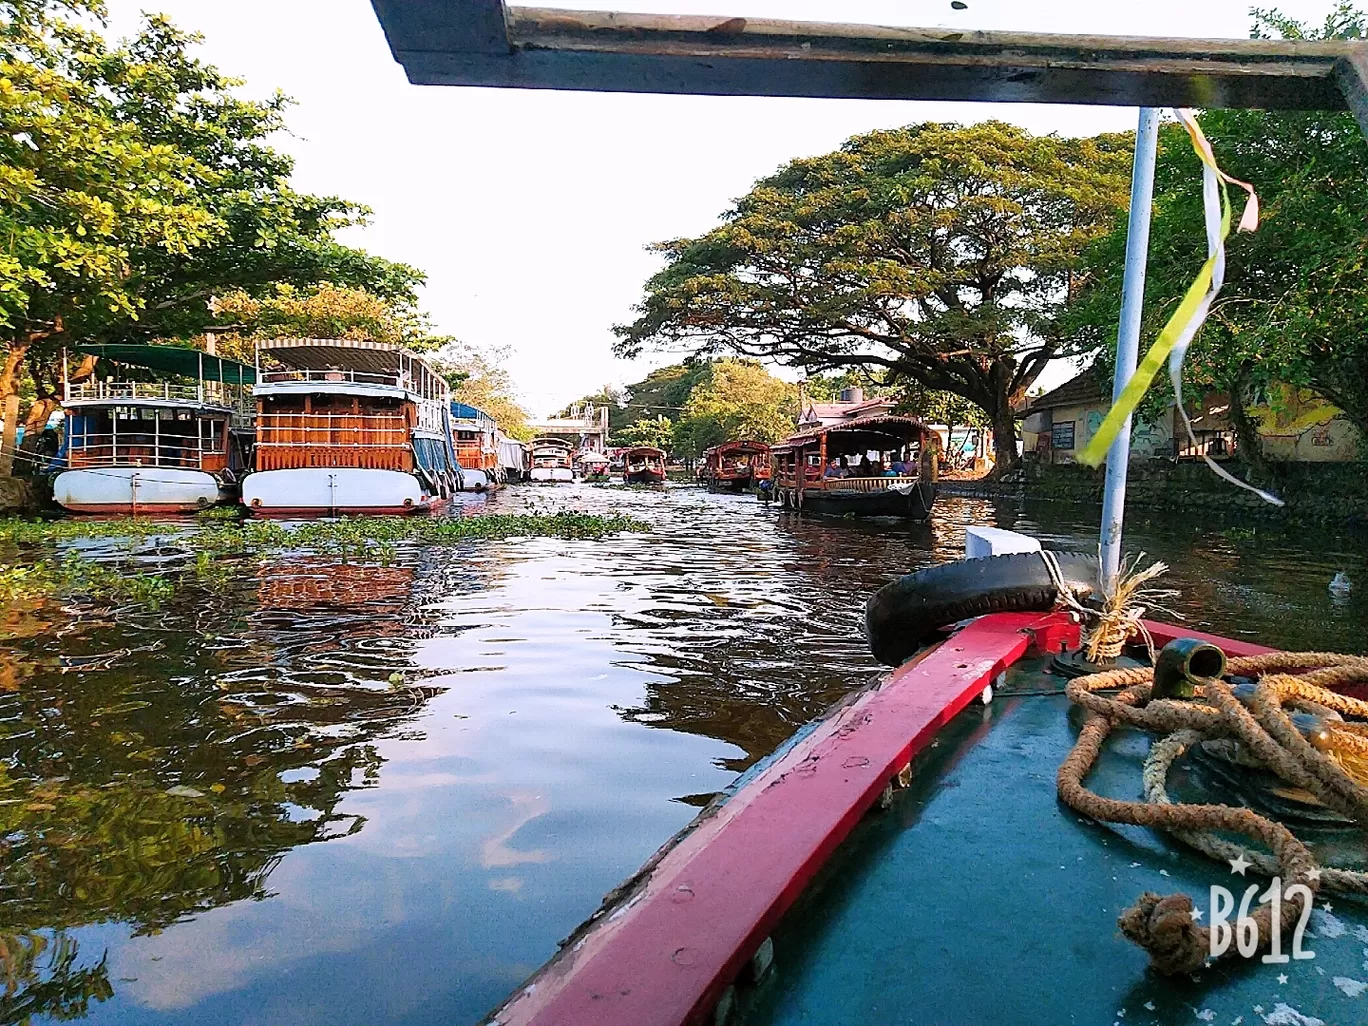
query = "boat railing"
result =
(65, 433, 224, 472)
(258, 368, 408, 388)
(254, 411, 414, 472)
(66, 380, 252, 411)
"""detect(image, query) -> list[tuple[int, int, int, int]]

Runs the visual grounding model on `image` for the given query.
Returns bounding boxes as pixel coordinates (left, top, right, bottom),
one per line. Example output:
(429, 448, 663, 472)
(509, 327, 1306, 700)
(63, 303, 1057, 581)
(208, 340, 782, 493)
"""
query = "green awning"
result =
(74, 344, 255, 384)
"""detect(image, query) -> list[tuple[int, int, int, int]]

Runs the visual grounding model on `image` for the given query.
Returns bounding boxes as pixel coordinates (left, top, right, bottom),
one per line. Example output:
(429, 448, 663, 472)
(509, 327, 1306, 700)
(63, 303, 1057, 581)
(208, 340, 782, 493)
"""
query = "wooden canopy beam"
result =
(370, 3, 1368, 137)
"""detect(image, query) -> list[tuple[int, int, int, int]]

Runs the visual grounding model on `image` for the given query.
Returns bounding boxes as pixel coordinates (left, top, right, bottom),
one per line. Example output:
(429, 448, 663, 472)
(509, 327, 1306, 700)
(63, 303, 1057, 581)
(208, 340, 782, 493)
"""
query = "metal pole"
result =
(1100, 106, 1160, 593)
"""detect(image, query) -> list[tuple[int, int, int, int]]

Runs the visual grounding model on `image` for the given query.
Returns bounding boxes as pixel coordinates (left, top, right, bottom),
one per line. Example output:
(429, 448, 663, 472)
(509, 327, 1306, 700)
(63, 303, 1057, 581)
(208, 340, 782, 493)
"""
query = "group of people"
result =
(822, 453, 913, 479)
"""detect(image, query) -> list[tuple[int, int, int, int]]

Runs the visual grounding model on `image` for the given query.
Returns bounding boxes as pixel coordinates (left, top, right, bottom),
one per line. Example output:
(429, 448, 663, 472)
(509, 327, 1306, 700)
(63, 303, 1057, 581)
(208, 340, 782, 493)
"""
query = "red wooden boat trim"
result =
(1143, 620, 1275, 658)
(486, 611, 1079, 1026)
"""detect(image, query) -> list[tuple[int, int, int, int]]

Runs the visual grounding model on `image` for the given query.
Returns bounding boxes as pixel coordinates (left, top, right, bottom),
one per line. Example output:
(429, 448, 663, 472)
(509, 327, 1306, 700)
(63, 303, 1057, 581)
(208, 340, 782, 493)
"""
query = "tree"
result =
(672, 359, 797, 457)
(432, 344, 532, 440)
(616, 415, 675, 452)
(1068, 5, 1368, 469)
(615, 121, 1133, 472)
(1, 2, 425, 432)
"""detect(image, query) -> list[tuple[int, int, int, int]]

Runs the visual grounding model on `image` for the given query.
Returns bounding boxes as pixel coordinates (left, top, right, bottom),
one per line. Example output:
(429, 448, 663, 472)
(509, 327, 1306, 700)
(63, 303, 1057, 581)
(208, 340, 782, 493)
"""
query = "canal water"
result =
(1, 487, 1364, 1026)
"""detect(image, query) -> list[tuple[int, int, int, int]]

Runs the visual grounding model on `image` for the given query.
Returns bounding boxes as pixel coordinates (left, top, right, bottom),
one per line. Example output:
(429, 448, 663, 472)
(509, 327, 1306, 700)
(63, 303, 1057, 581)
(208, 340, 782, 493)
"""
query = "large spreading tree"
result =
(614, 121, 1133, 472)
(1068, 4, 1368, 469)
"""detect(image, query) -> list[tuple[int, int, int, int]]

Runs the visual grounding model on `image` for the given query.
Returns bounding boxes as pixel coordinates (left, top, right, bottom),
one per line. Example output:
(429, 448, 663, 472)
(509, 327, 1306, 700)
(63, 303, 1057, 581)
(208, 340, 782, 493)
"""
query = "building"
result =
(1020, 371, 1361, 464)
(797, 387, 896, 428)
(524, 403, 611, 452)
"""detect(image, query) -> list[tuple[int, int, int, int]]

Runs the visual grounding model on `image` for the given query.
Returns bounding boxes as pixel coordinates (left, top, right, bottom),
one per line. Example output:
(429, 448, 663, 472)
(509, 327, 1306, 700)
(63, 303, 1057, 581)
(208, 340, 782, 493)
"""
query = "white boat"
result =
(54, 344, 254, 514)
(499, 435, 530, 482)
(529, 437, 574, 482)
(242, 339, 460, 516)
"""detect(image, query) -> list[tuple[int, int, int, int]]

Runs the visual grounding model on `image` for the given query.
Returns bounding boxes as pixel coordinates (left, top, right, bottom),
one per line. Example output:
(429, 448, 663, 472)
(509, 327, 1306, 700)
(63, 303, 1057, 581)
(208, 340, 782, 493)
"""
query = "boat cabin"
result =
(243, 338, 459, 515)
(55, 344, 254, 514)
(701, 440, 771, 491)
(575, 449, 610, 480)
(771, 415, 937, 520)
(529, 437, 574, 482)
(623, 446, 667, 485)
(450, 401, 501, 490)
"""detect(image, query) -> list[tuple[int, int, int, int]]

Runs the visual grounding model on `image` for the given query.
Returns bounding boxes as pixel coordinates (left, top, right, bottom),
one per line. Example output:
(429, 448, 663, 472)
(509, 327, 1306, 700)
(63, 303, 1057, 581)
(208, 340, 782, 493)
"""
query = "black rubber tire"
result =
(865, 550, 1099, 666)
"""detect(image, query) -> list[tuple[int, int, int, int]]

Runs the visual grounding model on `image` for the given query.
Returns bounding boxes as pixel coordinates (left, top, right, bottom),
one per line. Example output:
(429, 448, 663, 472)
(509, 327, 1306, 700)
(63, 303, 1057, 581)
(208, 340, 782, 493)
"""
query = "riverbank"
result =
(939, 460, 1368, 525)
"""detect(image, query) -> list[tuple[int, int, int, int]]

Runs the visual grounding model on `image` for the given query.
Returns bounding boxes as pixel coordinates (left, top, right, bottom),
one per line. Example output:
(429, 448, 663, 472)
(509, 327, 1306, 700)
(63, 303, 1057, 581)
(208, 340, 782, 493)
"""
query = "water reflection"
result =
(0, 488, 1363, 1025)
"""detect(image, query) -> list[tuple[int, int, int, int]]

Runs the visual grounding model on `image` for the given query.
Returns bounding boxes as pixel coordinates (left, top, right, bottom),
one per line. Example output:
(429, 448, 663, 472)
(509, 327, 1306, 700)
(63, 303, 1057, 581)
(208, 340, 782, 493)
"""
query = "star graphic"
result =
(1322, 902, 1333, 913)
(1229, 853, 1252, 876)
(1305, 867, 1322, 883)
(1192, 907, 1204, 921)
(1277, 974, 1289, 986)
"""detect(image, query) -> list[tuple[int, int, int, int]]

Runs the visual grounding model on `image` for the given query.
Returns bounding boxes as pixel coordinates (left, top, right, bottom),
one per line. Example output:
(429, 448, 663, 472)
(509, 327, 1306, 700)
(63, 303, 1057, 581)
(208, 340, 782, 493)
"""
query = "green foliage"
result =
(672, 359, 797, 457)
(1067, 6, 1368, 441)
(614, 121, 1133, 469)
(431, 345, 533, 440)
(615, 415, 675, 452)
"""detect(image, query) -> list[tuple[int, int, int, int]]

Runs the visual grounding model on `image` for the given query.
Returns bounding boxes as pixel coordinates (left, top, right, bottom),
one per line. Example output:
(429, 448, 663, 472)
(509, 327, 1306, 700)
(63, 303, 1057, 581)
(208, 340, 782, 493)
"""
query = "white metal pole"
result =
(1100, 107, 1160, 593)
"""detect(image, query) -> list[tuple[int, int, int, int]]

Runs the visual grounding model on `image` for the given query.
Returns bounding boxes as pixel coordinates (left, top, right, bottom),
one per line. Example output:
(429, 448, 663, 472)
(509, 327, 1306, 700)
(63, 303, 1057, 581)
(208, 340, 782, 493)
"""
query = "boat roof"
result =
(624, 446, 665, 457)
(256, 337, 440, 378)
(576, 450, 610, 463)
(772, 415, 931, 453)
(368, 3, 1368, 139)
(530, 436, 573, 447)
(75, 343, 255, 384)
(704, 440, 770, 458)
(451, 400, 495, 424)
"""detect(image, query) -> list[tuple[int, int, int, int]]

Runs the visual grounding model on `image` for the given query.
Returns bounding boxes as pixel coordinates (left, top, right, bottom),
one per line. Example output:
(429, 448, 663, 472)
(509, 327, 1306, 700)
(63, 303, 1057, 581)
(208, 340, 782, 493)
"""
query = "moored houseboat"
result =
(451, 401, 502, 490)
(53, 344, 254, 514)
(242, 338, 460, 516)
(770, 415, 937, 520)
(622, 446, 666, 485)
(529, 437, 574, 482)
(700, 440, 770, 492)
(574, 449, 610, 481)
(499, 434, 530, 483)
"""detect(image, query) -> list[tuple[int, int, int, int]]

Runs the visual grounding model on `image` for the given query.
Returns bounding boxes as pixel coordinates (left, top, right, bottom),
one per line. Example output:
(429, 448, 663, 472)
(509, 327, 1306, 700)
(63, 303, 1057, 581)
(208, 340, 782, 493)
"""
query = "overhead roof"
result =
(369, 3, 1368, 137)
(75, 344, 255, 383)
(773, 415, 931, 452)
(256, 338, 436, 378)
(1025, 371, 1107, 413)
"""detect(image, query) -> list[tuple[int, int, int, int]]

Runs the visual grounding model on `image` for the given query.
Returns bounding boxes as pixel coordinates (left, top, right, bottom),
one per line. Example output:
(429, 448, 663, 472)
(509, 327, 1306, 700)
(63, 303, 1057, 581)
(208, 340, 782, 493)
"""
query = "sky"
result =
(102, 0, 1344, 416)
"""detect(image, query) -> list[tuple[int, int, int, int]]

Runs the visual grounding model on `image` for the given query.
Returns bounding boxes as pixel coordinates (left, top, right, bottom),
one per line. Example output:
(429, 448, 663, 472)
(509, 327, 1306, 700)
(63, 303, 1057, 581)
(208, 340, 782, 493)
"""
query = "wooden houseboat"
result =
(770, 415, 937, 520)
(623, 446, 666, 485)
(529, 437, 574, 482)
(700, 440, 770, 492)
(54, 344, 254, 514)
(450, 401, 502, 490)
(242, 339, 460, 516)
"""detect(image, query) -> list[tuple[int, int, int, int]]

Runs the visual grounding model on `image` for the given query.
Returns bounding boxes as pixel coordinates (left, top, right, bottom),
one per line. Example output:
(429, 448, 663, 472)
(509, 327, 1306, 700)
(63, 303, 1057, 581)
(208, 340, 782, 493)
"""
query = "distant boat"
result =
(499, 435, 530, 483)
(242, 339, 460, 515)
(771, 415, 937, 520)
(623, 446, 667, 485)
(54, 344, 254, 514)
(529, 437, 574, 482)
(700, 440, 770, 492)
(575, 449, 611, 481)
(451, 401, 502, 490)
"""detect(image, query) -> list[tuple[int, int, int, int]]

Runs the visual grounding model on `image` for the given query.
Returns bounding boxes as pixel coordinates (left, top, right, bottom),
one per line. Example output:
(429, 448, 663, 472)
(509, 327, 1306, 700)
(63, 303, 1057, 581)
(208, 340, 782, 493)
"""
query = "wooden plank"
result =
(1144, 619, 1276, 658)
(485, 611, 1078, 1026)
(372, 3, 1364, 118)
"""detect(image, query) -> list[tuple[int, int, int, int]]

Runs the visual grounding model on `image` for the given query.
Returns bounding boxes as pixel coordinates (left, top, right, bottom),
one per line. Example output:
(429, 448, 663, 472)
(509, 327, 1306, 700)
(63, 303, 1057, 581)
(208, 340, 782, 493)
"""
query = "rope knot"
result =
(1117, 891, 1209, 976)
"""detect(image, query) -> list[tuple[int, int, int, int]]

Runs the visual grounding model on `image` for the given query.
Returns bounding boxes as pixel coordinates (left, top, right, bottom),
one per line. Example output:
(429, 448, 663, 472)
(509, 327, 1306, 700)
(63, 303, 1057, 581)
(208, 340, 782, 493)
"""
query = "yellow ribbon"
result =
(1077, 111, 1258, 471)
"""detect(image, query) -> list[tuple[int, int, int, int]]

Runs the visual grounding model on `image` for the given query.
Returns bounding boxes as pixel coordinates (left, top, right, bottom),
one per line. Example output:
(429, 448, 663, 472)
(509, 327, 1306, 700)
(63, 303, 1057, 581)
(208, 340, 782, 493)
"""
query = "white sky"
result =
(104, 0, 1340, 415)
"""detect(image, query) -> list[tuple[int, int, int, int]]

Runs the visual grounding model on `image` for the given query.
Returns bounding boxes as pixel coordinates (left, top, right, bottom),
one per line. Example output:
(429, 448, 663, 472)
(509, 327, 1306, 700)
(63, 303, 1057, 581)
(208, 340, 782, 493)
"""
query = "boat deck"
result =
(744, 659, 1368, 1026)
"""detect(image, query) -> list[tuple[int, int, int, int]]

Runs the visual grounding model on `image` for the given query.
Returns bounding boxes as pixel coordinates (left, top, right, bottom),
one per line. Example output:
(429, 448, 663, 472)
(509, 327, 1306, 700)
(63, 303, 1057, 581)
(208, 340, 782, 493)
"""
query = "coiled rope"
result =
(1057, 652, 1368, 975)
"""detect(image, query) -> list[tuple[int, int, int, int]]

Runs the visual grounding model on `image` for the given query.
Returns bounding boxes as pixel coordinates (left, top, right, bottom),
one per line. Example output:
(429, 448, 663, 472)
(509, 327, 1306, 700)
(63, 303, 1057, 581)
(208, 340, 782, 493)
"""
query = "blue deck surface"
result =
(745, 664, 1368, 1026)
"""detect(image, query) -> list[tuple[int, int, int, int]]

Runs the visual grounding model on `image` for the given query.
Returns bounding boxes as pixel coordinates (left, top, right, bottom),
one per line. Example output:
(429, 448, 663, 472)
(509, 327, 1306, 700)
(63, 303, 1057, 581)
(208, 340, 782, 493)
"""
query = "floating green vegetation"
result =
(0, 511, 649, 608)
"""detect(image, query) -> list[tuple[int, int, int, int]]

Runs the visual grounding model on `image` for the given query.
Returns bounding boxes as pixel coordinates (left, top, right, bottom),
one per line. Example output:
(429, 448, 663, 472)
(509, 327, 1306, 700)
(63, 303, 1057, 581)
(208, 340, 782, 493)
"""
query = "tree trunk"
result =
(1229, 364, 1268, 477)
(988, 399, 1020, 476)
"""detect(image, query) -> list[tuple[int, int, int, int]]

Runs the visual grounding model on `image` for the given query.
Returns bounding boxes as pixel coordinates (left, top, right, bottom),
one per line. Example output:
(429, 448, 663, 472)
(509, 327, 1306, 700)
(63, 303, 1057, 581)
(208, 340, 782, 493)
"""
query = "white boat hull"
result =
(54, 468, 223, 514)
(458, 468, 492, 491)
(530, 468, 573, 482)
(242, 468, 436, 516)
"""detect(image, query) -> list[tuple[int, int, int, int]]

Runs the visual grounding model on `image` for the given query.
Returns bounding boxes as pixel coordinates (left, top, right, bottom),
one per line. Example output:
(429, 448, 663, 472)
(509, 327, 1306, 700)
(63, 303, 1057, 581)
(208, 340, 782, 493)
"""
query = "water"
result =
(0, 487, 1364, 1025)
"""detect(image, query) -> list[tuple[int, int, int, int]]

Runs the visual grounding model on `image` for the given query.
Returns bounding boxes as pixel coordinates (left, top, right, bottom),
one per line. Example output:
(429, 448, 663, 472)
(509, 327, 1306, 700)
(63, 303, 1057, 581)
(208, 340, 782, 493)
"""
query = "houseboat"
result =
(574, 449, 610, 481)
(450, 401, 502, 491)
(700, 440, 770, 492)
(770, 415, 937, 519)
(622, 446, 666, 485)
(53, 344, 253, 514)
(529, 437, 574, 482)
(242, 338, 460, 515)
(499, 435, 530, 483)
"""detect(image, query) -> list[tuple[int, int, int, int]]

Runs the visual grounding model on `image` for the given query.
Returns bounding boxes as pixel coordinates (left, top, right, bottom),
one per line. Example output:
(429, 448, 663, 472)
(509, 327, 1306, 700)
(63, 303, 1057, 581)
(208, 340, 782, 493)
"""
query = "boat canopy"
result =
(451, 401, 496, 427)
(576, 450, 610, 464)
(704, 440, 769, 459)
(772, 416, 931, 456)
(368, 2, 1368, 138)
(623, 446, 666, 458)
(74, 343, 255, 384)
(257, 338, 435, 376)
